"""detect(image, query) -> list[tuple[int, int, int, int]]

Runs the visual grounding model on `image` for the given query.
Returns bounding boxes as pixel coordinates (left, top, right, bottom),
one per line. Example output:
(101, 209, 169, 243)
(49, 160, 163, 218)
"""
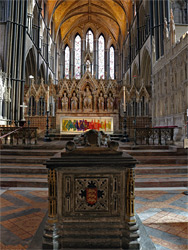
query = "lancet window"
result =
(98, 35, 105, 79)
(65, 46, 70, 79)
(110, 46, 115, 79)
(86, 30, 94, 52)
(74, 34, 81, 79)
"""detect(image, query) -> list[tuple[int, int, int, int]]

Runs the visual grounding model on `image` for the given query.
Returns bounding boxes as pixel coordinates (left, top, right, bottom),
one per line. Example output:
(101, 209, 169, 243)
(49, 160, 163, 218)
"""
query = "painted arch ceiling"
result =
(47, 0, 133, 45)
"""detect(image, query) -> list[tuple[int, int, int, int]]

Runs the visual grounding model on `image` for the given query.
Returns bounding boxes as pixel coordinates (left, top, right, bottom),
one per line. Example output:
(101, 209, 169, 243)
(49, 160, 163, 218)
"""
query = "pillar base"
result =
(42, 221, 60, 250)
(121, 221, 140, 249)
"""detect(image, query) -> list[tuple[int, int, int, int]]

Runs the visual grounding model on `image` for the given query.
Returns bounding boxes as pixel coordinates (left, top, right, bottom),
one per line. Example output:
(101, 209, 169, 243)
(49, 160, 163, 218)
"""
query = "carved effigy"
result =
(71, 92, 78, 111)
(107, 92, 114, 111)
(83, 86, 92, 110)
(62, 92, 68, 111)
(98, 92, 104, 110)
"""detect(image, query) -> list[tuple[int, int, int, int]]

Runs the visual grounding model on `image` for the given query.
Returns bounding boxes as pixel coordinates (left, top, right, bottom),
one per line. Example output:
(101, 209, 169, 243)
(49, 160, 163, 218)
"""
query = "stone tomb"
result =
(43, 130, 140, 249)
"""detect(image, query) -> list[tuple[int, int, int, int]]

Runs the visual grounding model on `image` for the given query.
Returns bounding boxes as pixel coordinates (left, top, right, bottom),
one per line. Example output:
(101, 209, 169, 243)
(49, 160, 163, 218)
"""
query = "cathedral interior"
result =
(0, 0, 188, 249)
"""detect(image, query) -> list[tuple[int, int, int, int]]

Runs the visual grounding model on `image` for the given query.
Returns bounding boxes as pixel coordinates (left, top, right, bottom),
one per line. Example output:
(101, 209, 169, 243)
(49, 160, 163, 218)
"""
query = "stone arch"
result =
(38, 63, 46, 83)
(141, 48, 151, 87)
(25, 47, 37, 84)
(69, 29, 83, 48)
(83, 23, 96, 39)
(132, 63, 139, 88)
(32, 4, 38, 26)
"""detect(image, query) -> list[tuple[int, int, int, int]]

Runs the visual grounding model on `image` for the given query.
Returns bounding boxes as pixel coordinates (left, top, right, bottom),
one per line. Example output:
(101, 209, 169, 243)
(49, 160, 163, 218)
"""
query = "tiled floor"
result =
(0, 188, 187, 250)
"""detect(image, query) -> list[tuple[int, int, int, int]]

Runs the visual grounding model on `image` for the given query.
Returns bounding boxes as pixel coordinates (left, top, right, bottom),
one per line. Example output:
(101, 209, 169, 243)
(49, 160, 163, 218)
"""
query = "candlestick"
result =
(123, 86, 126, 112)
(47, 86, 50, 112)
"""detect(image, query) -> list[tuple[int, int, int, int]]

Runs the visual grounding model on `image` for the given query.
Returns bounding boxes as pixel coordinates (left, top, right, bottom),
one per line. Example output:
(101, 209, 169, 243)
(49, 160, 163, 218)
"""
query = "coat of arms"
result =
(80, 181, 104, 207)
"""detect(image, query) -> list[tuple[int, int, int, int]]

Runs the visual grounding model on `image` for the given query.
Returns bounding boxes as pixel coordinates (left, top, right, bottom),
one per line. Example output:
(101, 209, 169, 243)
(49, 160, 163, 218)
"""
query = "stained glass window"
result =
(86, 30, 94, 52)
(98, 35, 105, 79)
(74, 34, 81, 79)
(65, 46, 70, 79)
(110, 46, 115, 79)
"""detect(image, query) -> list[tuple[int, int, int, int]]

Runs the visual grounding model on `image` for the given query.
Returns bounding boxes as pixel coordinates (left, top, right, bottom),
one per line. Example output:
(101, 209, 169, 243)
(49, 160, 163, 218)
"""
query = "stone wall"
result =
(152, 32, 188, 141)
(25, 116, 56, 133)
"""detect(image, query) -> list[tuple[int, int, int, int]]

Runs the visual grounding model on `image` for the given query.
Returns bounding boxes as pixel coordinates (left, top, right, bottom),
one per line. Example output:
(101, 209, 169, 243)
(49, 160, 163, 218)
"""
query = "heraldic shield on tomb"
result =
(75, 178, 108, 211)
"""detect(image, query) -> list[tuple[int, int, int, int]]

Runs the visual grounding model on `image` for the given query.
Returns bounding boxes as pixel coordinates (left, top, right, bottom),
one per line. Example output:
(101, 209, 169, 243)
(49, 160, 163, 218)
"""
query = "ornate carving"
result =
(83, 86, 92, 110)
(71, 92, 78, 111)
(62, 92, 68, 111)
(107, 92, 114, 111)
(48, 169, 57, 222)
(98, 92, 104, 110)
(126, 168, 136, 222)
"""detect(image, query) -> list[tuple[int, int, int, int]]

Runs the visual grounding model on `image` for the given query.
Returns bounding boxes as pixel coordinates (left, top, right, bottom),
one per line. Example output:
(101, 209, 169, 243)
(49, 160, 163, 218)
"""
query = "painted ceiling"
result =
(47, 0, 133, 45)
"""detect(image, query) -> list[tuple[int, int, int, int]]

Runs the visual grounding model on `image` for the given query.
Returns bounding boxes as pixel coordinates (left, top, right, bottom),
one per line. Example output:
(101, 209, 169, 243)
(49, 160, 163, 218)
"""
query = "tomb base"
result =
(43, 130, 140, 249)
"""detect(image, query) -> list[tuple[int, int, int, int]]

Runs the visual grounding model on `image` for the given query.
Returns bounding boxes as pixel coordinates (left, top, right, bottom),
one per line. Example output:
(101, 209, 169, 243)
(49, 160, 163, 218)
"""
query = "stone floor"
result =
(0, 187, 187, 250)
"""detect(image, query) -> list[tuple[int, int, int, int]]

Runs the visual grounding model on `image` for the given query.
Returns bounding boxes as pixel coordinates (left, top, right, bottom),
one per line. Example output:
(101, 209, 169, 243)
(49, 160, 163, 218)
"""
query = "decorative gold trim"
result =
(126, 168, 136, 222)
(48, 169, 57, 223)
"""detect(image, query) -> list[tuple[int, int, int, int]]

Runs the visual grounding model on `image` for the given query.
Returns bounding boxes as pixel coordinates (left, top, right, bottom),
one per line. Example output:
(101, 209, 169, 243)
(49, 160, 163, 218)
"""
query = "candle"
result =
(47, 86, 50, 112)
(123, 86, 126, 112)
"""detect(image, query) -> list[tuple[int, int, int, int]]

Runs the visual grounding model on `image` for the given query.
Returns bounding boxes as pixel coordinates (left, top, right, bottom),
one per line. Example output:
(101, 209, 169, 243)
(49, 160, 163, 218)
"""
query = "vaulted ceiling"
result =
(47, 0, 133, 45)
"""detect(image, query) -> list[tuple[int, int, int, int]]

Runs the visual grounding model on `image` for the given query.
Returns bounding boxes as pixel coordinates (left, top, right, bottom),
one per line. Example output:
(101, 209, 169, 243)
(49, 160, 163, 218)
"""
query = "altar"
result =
(55, 71, 120, 134)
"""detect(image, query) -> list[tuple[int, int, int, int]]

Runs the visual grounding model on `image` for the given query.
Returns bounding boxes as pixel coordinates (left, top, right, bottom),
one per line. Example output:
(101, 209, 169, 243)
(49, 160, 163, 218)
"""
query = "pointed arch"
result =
(98, 34, 105, 79)
(74, 33, 81, 79)
(25, 47, 37, 84)
(86, 29, 94, 52)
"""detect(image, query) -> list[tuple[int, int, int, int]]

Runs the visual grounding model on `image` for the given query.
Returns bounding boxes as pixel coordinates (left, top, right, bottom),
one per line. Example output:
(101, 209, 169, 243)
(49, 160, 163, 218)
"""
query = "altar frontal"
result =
(61, 117, 113, 133)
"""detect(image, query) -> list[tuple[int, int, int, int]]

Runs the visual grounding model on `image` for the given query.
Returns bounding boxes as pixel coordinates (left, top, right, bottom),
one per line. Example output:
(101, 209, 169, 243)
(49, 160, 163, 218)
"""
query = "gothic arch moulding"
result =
(141, 48, 151, 87)
(25, 47, 37, 84)
(38, 63, 46, 83)
(77, 72, 98, 92)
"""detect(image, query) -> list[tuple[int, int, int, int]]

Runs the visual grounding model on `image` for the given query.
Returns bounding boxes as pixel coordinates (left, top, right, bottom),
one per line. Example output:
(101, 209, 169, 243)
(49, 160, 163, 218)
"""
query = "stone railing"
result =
(0, 126, 38, 145)
(135, 127, 176, 145)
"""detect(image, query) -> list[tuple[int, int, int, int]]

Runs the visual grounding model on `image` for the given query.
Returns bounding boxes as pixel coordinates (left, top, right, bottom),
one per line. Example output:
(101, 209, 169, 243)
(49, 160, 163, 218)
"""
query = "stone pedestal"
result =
(43, 130, 140, 249)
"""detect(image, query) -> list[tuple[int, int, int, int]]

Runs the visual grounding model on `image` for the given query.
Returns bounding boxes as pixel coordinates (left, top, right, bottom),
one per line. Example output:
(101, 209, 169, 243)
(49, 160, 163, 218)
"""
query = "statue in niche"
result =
(107, 92, 114, 111)
(62, 92, 68, 111)
(98, 92, 104, 110)
(71, 92, 78, 111)
(164, 17, 169, 39)
(83, 86, 92, 109)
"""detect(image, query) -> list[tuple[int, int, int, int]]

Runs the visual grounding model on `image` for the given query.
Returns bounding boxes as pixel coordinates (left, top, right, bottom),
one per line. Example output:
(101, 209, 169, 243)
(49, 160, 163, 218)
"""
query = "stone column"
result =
(70, 47, 74, 79)
(81, 38, 85, 76)
(94, 39, 98, 79)
(0, 98, 2, 119)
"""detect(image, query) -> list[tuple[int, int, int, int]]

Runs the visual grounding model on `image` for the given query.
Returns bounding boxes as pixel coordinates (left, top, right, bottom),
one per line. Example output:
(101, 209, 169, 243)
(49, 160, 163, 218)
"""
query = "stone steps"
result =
(0, 165, 47, 174)
(43, 222, 124, 249)
(0, 150, 59, 156)
(0, 177, 48, 188)
(124, 150, 176, 156)
(135, 176, 188, 188)
(0, 143, 187, 188)
(0, 146, 59, 188)
(135, 165, 188, 174)
(135, 156, 187, 164)
(0, 156, 49, 164)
